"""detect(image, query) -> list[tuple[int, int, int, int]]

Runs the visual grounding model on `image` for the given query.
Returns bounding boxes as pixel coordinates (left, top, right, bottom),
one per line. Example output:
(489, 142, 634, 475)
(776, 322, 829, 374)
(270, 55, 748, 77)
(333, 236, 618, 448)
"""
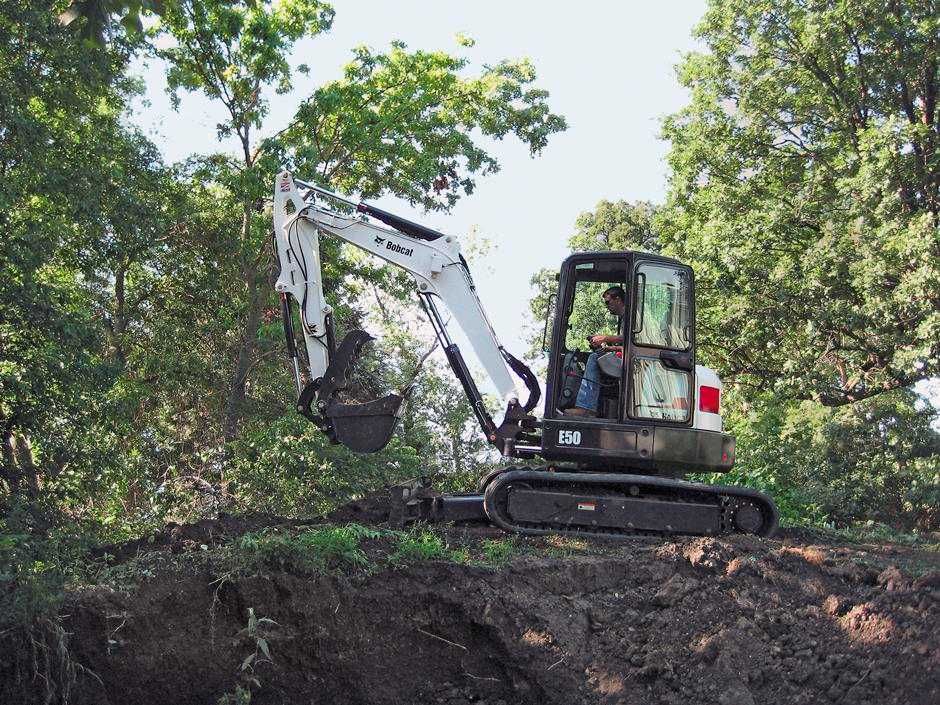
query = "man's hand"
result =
(589, 334, 624, 348)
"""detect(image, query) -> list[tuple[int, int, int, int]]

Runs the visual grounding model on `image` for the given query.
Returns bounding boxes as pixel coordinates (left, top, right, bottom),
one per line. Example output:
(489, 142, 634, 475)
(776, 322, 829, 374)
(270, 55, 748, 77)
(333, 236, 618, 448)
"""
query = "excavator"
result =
(273, 171, 778, 538)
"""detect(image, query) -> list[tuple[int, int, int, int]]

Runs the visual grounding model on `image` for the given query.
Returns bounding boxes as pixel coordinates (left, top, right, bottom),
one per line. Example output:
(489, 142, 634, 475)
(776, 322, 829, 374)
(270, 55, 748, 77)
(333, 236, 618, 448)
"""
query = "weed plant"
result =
(390, 527, 454, 563)
(479, 537, 521, 565)
(233, 524, 383, 573)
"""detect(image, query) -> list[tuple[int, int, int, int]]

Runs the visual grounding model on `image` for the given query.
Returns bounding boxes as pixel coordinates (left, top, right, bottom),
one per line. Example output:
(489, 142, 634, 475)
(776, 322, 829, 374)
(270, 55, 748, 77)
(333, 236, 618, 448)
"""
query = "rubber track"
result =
(482, 468, 779, 539)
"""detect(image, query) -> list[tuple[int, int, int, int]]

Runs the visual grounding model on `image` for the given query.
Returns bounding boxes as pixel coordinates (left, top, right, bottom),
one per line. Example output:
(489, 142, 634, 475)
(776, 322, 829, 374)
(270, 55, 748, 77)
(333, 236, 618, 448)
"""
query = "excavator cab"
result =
(538, 251, 723, 475)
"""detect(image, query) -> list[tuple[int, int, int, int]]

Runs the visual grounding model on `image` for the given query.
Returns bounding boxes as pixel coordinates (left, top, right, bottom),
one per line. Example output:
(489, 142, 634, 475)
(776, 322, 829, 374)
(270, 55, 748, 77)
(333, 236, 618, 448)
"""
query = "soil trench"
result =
(2, 525, 938, 705)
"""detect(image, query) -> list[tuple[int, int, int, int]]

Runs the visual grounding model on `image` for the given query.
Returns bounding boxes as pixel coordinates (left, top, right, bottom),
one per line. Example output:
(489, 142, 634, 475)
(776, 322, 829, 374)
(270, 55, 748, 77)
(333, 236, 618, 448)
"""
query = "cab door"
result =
(626, 260, 695, 424)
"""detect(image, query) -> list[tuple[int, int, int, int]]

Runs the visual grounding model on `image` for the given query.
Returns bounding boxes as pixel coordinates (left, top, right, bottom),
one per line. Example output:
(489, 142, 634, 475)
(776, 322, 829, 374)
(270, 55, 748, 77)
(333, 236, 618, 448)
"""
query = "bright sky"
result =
(129, 1, 708, 363)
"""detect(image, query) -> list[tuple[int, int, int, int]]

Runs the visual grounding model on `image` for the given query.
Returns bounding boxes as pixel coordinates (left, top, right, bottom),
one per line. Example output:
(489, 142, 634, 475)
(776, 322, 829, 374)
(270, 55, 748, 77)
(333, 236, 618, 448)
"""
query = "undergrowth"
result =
(808, 521, 940, 551)
(232, 523, 382, 573)
(479, 536, 521, 565)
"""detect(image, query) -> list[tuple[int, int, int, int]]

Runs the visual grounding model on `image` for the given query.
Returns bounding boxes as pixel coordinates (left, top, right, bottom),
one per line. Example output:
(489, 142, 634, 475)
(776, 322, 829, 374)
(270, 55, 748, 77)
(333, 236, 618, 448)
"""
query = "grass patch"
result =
(540, 535, 594, 559)
(792, 521, 940, 551)
(391, 528, 449, 562)
(828, 521, 940, 550)
(234, 523, 384, 573)
(479, 537, 521, 565)
(390, 526, 466, 564)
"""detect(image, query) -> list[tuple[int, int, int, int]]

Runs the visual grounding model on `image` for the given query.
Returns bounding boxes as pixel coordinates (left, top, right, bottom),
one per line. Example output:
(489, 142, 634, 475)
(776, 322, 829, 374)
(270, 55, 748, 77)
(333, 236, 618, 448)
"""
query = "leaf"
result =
(240, 652, 256, 672)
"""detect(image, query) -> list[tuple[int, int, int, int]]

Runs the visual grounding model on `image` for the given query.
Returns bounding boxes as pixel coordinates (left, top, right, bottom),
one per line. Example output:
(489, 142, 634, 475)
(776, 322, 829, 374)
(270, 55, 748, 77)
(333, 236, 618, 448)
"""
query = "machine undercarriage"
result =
(390, 468, 778, 539)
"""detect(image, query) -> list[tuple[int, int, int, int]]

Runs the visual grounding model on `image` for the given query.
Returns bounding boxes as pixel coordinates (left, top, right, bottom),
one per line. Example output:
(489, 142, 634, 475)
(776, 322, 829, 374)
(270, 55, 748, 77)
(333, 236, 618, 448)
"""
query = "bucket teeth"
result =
(316, 329, 374, 401)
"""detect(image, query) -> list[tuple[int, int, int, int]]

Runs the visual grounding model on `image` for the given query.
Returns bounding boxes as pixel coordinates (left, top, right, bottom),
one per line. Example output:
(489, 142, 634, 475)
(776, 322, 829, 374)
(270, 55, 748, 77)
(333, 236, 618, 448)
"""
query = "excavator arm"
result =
(272, 171, 539, 453)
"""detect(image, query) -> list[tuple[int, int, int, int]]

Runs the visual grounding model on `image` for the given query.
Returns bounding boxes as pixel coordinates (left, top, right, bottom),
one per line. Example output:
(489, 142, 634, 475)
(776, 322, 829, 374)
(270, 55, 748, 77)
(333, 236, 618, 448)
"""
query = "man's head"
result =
(602, 286, 626, 316)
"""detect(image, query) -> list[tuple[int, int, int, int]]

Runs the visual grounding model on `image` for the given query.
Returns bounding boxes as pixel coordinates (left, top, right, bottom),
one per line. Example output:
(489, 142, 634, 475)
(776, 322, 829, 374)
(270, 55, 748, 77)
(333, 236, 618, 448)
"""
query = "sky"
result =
(128, 1, 709, 364)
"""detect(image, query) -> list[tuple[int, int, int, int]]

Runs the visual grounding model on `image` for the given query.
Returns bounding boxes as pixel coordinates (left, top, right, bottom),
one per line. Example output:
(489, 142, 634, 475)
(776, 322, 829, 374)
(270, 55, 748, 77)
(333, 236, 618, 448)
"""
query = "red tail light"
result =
(699, 385, 720, 414)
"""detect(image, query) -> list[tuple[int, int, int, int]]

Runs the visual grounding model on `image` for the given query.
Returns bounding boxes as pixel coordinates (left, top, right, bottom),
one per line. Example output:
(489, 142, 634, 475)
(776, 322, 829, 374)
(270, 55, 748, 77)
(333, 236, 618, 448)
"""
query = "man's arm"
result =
(589, 334, 623, 347)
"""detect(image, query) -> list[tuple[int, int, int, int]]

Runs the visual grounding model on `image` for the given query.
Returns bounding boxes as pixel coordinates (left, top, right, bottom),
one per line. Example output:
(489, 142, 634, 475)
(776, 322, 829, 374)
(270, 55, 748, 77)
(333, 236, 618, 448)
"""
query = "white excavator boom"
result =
(272, 171, 535, 452)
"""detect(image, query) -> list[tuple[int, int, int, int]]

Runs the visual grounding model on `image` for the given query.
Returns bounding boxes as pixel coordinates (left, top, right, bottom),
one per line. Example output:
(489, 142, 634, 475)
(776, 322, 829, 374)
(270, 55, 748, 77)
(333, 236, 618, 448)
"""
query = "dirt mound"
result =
(322, 489, 393, 525)
(95, 492, 395, 564)
(2, 522, 937, 705)
(93, 513, 303, 563)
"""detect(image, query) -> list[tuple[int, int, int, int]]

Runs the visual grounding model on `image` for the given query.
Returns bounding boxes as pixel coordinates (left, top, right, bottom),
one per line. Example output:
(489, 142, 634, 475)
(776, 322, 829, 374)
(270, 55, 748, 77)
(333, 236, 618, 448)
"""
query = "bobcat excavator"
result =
(273, 171, 778, 538)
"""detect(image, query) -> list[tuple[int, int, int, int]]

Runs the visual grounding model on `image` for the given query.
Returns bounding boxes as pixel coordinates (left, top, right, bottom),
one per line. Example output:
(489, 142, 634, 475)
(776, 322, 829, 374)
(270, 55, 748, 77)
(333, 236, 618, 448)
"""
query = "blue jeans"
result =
(575, 352, 601, 411)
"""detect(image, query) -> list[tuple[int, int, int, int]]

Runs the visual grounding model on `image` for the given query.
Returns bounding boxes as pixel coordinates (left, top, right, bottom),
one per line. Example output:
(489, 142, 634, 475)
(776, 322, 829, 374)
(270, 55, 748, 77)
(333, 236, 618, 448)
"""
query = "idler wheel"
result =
(733, 504, 763, 534)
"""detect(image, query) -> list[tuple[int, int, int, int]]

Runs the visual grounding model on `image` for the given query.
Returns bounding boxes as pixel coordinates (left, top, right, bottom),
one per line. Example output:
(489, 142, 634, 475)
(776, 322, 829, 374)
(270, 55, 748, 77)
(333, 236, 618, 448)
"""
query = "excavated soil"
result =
(2, 513, 938, 705)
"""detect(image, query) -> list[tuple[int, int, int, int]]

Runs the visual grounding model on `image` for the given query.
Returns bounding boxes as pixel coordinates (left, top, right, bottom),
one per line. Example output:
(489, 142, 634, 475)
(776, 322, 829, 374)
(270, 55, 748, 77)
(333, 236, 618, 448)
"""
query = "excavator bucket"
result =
(296, 329, 409, 453)
(326, 392, 408, 453)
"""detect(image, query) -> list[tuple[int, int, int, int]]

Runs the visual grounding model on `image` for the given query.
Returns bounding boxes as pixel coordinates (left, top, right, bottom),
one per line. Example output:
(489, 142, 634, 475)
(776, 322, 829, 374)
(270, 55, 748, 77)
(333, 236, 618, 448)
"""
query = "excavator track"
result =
(482, 468, 778, 539)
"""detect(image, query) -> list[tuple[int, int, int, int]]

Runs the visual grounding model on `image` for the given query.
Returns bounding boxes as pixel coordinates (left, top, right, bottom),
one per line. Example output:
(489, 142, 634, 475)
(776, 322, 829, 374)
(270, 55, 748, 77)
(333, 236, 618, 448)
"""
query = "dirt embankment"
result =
(2, 521, 938, 705)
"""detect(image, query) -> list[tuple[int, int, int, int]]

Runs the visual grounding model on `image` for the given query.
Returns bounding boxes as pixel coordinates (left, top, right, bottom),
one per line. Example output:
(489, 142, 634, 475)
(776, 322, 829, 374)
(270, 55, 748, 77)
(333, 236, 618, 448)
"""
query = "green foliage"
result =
(0, 0, 178, 533)
(159, 0, 335, 135)
(227, 414, 423, 516)
(822, 521, 940, 551)
(568, 200, 659, 254)
(217, 606, 280, 704)
(59, 0, 166, 43)
(233, 524, 379, 573)
(0, 500, 103, 628)
(389, 528, 524, 565)
(217, 685, 253, 705)
(279, 41, 567, 209)
(479, 536, 520, 565)
(659, 0, 939, 405)
(701, 387, 939, 530)
(1, 1, 564, 544)
(151, 1, 566, 484)
(390, 526, 452, 563)
(521, 2, 940, 532)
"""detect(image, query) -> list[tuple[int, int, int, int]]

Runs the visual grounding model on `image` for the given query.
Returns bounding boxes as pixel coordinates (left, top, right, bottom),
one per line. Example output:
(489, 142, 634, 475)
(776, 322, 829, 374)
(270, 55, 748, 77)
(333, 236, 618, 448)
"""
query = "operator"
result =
(565, 286, 627, 417)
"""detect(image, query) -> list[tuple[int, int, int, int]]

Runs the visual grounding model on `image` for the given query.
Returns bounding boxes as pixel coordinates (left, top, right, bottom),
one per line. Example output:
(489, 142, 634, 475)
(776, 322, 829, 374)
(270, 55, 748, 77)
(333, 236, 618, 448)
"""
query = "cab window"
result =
(633, 264, 692, 351)
(631, 357, 691, 422)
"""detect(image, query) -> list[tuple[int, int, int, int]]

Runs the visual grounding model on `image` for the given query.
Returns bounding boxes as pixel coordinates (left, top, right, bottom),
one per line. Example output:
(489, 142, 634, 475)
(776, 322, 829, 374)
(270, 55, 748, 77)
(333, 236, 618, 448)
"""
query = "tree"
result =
(0, 1, 157, 512)
(659, 0, 939, 405)
(568, 200, 658, 253)
(275, 40, 567, 209)
(157, 0, 336, 442)
(58, 0, 165, 42)
(719, 388, 939, 530)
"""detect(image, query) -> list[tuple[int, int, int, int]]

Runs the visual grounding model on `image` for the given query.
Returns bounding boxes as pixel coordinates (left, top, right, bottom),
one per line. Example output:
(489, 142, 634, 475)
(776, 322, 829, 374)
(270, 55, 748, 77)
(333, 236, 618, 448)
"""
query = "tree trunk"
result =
(0, 426, 17, 497)
(109, 259, 128, 366)
(12, 433, 39, 500)
(222, 205, 264, 443)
